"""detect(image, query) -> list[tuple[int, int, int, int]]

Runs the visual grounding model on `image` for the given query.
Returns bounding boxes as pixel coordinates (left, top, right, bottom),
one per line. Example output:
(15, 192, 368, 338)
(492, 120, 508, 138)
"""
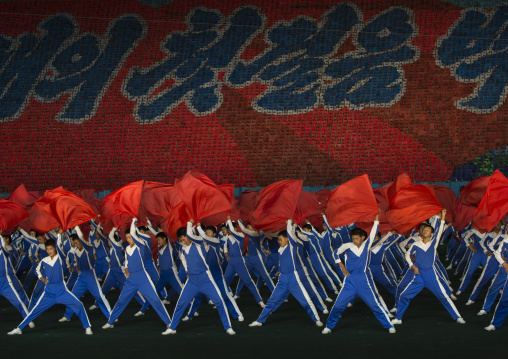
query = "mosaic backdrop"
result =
(0, 0, 507, 192)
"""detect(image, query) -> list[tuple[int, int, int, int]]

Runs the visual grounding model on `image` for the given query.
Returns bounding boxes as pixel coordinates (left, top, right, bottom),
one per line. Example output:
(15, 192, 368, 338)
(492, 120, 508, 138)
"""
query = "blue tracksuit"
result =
(488, 238, 508, 327)
(91, 227, 110, 280)
(169, 232, 231, 331)
(369, 233, 399, 296)
(458, 230, 491, 292)
(326, 221, 393, 330)
(305, 228, 342, 290)
(63, 229, 111, 320)
(17, 250, 91, 330)
(396, 218, 461, 321)
(482, 267, 507, 312)
(107, 241, 171, 326)
(223, 220, 263, 303)
(255, 221, 320, 324)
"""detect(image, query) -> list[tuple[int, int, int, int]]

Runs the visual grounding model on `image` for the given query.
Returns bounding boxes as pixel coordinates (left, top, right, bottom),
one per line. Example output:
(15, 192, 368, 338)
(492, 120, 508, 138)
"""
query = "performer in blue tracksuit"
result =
(0, 234, 34, 329)
(478, 264, 508, 315)
(456, 228, 492, 295)
(466, 223, 506, 305)
(58, 227, 111, 322)
(90, 220, 110, 280)
(223, 218, 265, 307)
(484, 236, 508, 331)
(184, 222, 243, 321)
(392, 210, 465, 326)
(322, 214, 396, 334)
(369, 232, 399, 297)
(248, 220, 322, 328)
(162, 226, 235, 335)
(102, 222, 171, 333)
(7, 237, 92, 335)
(135, 231, 183, 316)
(322, 215, 345, 279)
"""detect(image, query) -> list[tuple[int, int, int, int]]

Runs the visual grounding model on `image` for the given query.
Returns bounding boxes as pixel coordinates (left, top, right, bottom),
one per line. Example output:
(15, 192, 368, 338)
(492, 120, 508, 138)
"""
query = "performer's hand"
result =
(275, 272, 280, 277)
(411, 265, 420, 275)
(189, 219, 195, 224)
(486, 251, 494, 257)
(225, 253, 230, 261)
(503, 262, 508, 274)
(341, 268, 350, 277)
(125, 268, 130, 278)
(41, 277, 49, 284)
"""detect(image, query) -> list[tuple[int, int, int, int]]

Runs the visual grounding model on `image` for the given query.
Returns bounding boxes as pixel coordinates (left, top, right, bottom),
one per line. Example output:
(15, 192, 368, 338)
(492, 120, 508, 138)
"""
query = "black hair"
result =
(176, 227, 186, 238)
(220, 224, 227, 229)
(421, 223, 435, 233)
(45, 239, 56, 249)
(124, 229, 131, 235)
(351, 227, 368, 238)
(35, 232, 45, 239)
(302, 224, 313, 231)
(138, 226, 148, 232)
(156, 232, 168, 240)
(205, 225, 217, 235)
(70, 234, 79, 241)
(277, 230, 288, 238)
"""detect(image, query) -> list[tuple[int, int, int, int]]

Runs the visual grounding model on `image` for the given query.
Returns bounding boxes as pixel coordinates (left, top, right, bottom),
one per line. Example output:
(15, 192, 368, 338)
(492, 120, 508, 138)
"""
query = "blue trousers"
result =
(19, 283, 90, 330)
(456, 250, 472, 275)
(322, 247, 345, 279)
(28, 280, 45, 311)
(96, 267, 145, 307)
(66, 269, 79, 291)
(469, 257, 499, 302)
(140, 267, 183, 313)
(144, 259, 168, 299)
(447, 239, 460, 260)
(64, 270, 111, 319)
(386, 250, 403, 274)
(256, 253, 279, 288)
(108, 270, 171, 326)
(15, 256, 32, 279)
(257, 272, 319, 323)
(490, 270, 508, 328)
(396, 268, 461, 320)
(327, 273, 392, 330)
(458, 251, 488, 292)
(451, 243, 467, 266)
(482, 268, 507, 312)
(94, 258, 109, 279)
(235, 253, 275, 295)
(302, 256, 329, 300)
(309, 252, 339, 292)
(22, 264, 38, 292)
(295, 266, 327, 311)
(224, 257, 262, 303)
(369, 265, 397, 296)
(170, 271, 231, 330)
(1, 278, 29, 319)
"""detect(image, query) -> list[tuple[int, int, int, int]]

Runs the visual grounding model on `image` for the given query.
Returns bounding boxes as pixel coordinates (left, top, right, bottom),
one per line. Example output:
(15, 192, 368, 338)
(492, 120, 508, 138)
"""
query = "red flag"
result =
(386, 173, 413, 205)
(0, 200, 29, 231)
(386, 184, 443, 234)
(250, 180, 303, 232)
(175, 171, 231, 221)
(8, 184, 37, 208)
(201, 185, 239, 226)
(429, 185, 456, 223)
(294, 189, 320, 225)
(325, 174, 378, 228)
(453, 176, 490, 230)
(305, 189, 330, 228)
(356, 186, 393, 234)
(101, 181, 144, 221)
(237, 190, 259, 222)
(141, 181, 180, 217)
(473, 170, 508, 232)
(35, 188, 98, 232)
(27, 205, 60, 234)
(160, 201, 192, 242)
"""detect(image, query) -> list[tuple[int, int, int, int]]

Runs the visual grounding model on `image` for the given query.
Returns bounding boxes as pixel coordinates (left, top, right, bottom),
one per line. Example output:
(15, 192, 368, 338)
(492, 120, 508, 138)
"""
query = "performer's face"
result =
(179, 236, 191, 246)
(46, 245, 57, 257)
(72, 239, 83, 251)
(421, 226, 433, 238)
(278, 235, 289, 247)
(156, 236, 167, 247)
(351, 235, 365, 247)
(126, 233, 134, 246)
(205, 229, 214, 237)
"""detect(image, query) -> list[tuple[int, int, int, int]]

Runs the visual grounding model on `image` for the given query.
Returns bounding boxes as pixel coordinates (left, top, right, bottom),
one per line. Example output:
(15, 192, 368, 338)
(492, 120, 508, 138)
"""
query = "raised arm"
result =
(130, 219, 148, 247)
(109, 228, 123, 248)
(146, 218, 158, 236)
(238, 219, 260, 238)
(186, 221, 203, 243)
(19, 228, 39, 246)
(74, 226, 93, 247)
(197, 226, 220, 244)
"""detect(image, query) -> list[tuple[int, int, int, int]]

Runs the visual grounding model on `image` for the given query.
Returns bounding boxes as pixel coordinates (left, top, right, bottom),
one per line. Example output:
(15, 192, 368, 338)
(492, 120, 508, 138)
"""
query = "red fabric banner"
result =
(160, 201, 192, 242)
(473, 170, 508, 233)
(28, 204, 60, 234)
(386, 172, 413, 206)
(249, 179, 303, 232)
(305, 189, 330, 228)
(386, 184, 443, 234)
(8, 184, 38, 208)
(237, 190, 259, 222)
(357, 186, 394, 234)
(36, 188, 98, 231)
(325, 174, 379, 228)
(0, 200, 29, 231)
(201, 184, 239, 226)
(429, 184, 456, 222)
(100, 181, 144, 221)
(294, 189, 320, 225)
(453, 176, 490, 230)
(175, 171, 232, 222)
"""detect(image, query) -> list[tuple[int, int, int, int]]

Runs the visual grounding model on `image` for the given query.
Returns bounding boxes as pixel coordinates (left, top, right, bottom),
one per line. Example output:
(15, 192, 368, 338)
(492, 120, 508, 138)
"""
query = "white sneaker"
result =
(238, 315, 244, 322)
(456, 291, 462, 295)
(325, 298, 333, 303)
(28, 322, 35, 329)
(226, 328, 236, 335)
(58, 317, 70, 322)
(450, 294, 457, 300)
(322, 327, 331, 334)
(162, 328, 176, 335)
(347, 303, 353, 307)
(162, 300, 171, 305)
(391, 319, 402, 325)
(456, 317, 466, 324)
(134, 311, 145, 317)
(465, 300, 474, 305)
(85, 328, 93, 335)
(182, 316, 191, 322)
(194, 312, 199, 317)
(446, 264, 452, 270)
(208, 300, 214, 305)
(323, 309, 329, 314)
(249, 321, 262, 327)
(388, 313, 394, 319)
(484, 324, 496, 331)
(102, 323, 114, 329)
(89, 305, 98, 311)
(233, 295, 240, 299)
(390, 307, 397, 313)
(7, 328, 22, 335)
(315, 320, 323, 327)
(478, 310, 488, 316)
(389, 327, 396, 334)
(334, 290, 339, 295)
(258, 301, 266, 308)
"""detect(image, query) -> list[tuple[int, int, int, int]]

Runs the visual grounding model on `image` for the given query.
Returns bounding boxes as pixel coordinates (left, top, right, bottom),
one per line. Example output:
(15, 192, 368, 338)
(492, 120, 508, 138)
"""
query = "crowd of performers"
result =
(2, 209, 508, 336)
